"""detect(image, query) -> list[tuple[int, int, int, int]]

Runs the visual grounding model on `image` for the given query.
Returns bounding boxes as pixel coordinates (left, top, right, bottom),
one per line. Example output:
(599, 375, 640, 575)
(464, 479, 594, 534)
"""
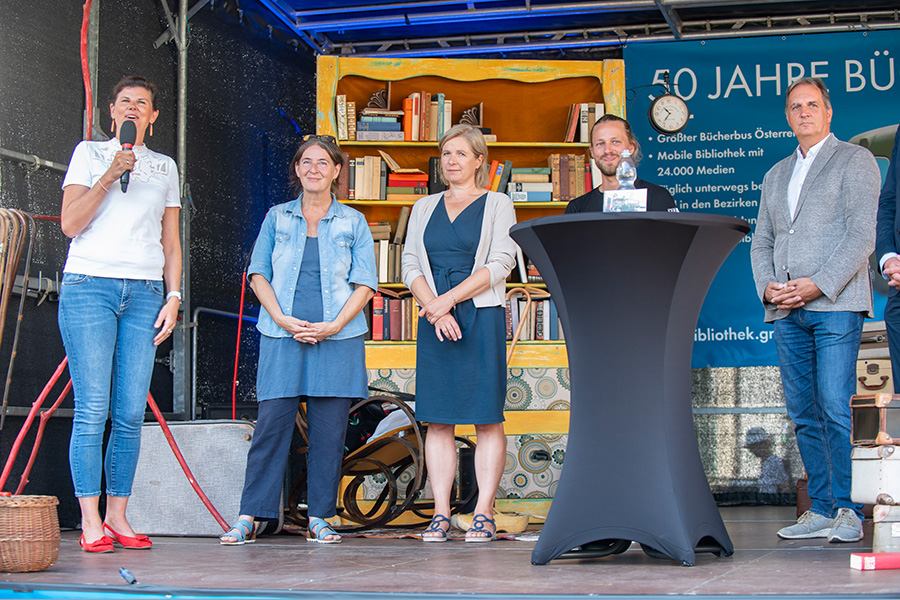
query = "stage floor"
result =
(2, 506, 899, 598)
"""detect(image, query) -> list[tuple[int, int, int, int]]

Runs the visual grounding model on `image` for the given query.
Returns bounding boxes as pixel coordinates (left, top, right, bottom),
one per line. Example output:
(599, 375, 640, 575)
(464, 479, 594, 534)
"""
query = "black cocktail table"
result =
(510, 212, 749, 566)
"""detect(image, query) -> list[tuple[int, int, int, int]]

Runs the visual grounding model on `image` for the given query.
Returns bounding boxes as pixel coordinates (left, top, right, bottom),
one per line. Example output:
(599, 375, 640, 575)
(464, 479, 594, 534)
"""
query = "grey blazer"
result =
(750, 134, 881, 323)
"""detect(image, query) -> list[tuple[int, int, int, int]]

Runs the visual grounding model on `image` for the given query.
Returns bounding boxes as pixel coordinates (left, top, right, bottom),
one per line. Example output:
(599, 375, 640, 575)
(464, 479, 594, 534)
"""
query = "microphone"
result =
(119, 120, 137, 193)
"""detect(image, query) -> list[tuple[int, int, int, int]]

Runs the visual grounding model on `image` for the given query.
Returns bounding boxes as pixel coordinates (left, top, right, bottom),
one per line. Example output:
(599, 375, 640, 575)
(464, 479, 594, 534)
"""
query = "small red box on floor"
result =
(850, 552, 900, 570)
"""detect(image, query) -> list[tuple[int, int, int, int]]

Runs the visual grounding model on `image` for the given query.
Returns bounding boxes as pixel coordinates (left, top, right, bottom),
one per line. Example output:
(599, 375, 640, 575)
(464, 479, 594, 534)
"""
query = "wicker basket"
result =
(0, 495, 60, 572)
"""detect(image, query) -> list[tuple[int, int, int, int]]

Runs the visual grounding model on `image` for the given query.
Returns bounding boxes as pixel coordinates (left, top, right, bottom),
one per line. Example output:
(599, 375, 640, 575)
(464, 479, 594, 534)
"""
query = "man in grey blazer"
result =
(750, 77, 880, 543)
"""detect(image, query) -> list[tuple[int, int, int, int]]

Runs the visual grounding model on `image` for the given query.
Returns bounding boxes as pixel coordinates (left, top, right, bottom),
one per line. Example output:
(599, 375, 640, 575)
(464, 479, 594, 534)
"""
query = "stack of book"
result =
(335, 95, 360, 142)
(369, 221, 391, 241)
(370, 289, 419, 341)
(388, 173, 428, 202)
(336, 92, 478, 144)
(506, 293, 564, 342)
(348, 155, 387, 200)
(548, 154, 592, 201)
(357, 108, 405, 141)
(403, 92, 453, 142)
(374, 239, 403, 283)
(563, 102, 605, 143)
(506, 167, 553, 202)
(373, 206, 411, 283)
(486, 160, 513, 193)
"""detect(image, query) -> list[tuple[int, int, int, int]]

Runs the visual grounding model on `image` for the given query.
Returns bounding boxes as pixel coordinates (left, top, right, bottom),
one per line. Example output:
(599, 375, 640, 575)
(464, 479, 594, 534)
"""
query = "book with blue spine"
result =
(357, 121, 402, 131)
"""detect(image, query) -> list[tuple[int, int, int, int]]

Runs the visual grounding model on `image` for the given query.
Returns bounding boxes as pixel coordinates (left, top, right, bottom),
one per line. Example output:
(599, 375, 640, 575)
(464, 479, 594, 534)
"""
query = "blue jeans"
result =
(59, 274, 164, 498)
(774, 309, 864, 519)
(239, 396, 351, 519)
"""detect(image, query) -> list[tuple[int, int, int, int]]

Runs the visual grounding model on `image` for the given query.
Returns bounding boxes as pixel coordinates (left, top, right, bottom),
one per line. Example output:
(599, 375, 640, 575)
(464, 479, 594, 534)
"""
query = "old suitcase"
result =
(127, 420, 283, 537)
(851, 445, 900, 505)
(851, 393, 900, 446)
(857, 360, 893, 395)
(872, 504, 900, 553)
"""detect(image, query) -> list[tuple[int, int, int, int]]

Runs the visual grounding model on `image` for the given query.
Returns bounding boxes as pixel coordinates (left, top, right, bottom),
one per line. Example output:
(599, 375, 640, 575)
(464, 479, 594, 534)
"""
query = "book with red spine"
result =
(389, 298, 402, 341)
(371, 293, 384, 341)
(850, 552, 900, 570)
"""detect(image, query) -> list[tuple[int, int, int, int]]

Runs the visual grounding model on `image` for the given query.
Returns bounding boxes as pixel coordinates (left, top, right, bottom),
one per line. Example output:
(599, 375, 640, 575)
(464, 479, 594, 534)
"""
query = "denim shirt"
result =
(248, 194, 377, 339)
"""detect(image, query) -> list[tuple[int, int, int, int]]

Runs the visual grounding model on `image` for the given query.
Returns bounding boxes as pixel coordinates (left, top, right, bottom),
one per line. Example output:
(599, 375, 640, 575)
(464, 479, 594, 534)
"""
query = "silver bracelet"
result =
(449, 289, 457, 304)
(97, 180, 110, 192)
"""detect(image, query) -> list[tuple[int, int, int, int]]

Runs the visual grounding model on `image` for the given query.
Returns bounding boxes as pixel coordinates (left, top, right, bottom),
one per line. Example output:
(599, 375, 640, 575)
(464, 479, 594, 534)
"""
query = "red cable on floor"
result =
(231, 271, 248, 420)
(80, 0, 93, 141)
(145, 392, 229, 531)
(0, 357, 229, 532)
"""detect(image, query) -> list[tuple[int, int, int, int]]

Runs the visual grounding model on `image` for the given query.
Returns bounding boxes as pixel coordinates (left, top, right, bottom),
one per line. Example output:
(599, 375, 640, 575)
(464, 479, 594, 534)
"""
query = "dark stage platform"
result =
(1, 507, 899, 598)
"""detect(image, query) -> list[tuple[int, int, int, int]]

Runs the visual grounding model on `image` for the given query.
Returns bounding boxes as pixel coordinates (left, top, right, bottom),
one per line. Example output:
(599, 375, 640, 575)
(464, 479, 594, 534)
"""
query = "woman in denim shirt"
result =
(220, 136, 376, 545)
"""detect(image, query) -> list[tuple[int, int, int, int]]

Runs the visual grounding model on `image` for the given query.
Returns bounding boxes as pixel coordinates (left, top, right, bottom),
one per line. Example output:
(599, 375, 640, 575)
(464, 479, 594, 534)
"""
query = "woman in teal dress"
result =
(219, 135, 376, 545)
(401, 125, 517, 542)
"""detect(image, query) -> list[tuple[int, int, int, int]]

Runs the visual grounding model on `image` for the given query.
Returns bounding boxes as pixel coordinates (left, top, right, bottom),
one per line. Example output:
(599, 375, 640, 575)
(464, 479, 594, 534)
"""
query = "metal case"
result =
(851, 445, 900, 505)
(873, 504, 900, 553)
(850, 393, 900, 446)
(127, 420, 281, 536)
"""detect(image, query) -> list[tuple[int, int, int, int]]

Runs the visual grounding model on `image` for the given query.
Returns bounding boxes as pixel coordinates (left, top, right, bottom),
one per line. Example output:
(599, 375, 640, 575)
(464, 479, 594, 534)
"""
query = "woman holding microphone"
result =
(60, 75, 181, 553)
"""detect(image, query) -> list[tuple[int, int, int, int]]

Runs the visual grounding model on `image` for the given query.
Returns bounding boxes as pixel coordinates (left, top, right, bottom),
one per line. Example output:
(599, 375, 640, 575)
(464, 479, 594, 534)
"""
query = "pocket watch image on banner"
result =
(648, 93, 690, 135)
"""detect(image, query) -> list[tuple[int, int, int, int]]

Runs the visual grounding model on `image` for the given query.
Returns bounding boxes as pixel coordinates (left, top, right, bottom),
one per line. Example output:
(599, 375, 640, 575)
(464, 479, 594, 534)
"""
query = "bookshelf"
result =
(317, 56, 624, 519)
(317, 55, 624, 252)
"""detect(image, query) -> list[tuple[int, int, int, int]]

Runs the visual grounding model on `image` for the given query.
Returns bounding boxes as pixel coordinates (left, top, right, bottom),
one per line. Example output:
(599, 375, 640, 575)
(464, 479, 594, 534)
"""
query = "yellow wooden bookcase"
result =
(316, 55, 624, 522)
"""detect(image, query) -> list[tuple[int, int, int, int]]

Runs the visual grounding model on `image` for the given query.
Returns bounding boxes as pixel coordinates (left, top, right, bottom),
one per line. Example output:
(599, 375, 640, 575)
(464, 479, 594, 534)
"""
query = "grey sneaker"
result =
(827, 508, 863, 543)
(777, 510, 833, 539)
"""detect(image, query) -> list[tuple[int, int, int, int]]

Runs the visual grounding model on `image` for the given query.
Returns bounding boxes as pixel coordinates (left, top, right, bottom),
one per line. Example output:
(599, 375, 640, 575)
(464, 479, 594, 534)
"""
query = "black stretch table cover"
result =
(510, 213, 749, 566)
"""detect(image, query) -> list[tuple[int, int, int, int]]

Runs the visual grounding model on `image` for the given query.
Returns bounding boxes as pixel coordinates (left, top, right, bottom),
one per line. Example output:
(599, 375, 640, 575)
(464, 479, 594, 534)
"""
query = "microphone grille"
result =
(119, 120, 137, 146)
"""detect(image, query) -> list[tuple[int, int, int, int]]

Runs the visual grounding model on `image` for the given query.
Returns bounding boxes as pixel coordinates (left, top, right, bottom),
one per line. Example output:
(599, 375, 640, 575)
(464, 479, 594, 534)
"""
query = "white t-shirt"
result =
(62, 139, 181, 280)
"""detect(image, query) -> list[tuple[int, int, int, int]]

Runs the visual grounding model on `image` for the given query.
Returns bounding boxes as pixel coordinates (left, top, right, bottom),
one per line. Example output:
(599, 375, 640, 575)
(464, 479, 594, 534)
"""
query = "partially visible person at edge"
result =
(750, 77, 879, 543)
(59, 75, 181, 553)
(875, 125, 900, 391)
(401, 124, 517, 543)
(219, 135, 376, 546)
(565, 114, 678, 214)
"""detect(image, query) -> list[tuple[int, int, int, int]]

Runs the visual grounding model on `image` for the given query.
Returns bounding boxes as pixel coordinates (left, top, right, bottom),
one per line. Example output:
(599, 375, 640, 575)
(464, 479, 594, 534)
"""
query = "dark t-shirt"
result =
(564, 178, 678, 214)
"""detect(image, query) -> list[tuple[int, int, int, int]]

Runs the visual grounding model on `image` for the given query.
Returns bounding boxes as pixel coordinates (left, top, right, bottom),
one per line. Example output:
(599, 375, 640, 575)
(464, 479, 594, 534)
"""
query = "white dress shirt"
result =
(787, 133, 832, 221)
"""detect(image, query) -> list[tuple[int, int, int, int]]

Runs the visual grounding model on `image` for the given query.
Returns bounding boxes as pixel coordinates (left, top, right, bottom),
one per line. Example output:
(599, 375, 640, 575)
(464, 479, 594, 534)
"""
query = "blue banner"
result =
(625, 31, 900, 367)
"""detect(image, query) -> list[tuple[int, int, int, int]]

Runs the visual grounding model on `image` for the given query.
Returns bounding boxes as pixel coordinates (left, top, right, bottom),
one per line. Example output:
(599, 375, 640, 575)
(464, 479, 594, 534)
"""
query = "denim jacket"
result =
(248, 194, 377, 339)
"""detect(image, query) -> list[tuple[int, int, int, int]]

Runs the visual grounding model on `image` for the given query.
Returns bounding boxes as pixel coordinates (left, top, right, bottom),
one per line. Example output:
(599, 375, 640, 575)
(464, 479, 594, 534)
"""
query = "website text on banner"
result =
(625, 30, 900, 368)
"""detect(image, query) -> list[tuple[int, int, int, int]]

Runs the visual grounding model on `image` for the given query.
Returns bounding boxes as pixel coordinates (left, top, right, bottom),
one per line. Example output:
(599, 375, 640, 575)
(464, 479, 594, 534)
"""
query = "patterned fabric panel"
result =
(498, 434, 566, 499)
(364, 366, 799, 504)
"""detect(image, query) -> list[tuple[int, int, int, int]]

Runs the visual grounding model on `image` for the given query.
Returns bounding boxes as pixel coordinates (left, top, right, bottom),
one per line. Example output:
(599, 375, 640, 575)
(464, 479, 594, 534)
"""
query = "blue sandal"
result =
(220, 519, 258, 545)
(307, 517, 342, 544)
(465, 514, 496, 543)
(421, 514, 451, 542)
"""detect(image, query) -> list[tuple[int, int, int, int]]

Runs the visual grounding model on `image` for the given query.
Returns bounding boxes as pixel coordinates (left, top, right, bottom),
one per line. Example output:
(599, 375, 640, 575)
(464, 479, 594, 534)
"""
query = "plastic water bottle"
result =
(616, 149, 637, 190)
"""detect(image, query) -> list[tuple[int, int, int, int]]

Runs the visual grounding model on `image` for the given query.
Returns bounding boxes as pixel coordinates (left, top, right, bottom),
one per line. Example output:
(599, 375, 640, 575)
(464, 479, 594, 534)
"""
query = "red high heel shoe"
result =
(79, 534, 114, 553)
(103, 523, 152, 550)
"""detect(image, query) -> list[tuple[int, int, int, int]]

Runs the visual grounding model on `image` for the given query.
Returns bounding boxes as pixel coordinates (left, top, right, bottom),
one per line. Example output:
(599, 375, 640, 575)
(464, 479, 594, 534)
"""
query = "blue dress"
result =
(415, 195, 506, 425)
(256, 236, 367, 401)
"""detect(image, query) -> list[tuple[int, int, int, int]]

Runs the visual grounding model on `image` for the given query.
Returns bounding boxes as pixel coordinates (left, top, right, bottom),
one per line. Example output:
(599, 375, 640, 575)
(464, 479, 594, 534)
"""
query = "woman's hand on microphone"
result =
(107, 149, 136, 180)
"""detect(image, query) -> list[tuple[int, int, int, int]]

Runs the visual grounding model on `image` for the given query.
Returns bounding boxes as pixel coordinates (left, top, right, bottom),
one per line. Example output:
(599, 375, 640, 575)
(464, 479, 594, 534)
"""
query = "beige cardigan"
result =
(401, 191, 517, 307)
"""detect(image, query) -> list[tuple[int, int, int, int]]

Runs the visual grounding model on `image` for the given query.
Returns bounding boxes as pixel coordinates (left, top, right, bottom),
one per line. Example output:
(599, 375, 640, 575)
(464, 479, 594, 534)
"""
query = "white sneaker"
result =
(827, 508, 863, 543)
(777, 510, 833, 539)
